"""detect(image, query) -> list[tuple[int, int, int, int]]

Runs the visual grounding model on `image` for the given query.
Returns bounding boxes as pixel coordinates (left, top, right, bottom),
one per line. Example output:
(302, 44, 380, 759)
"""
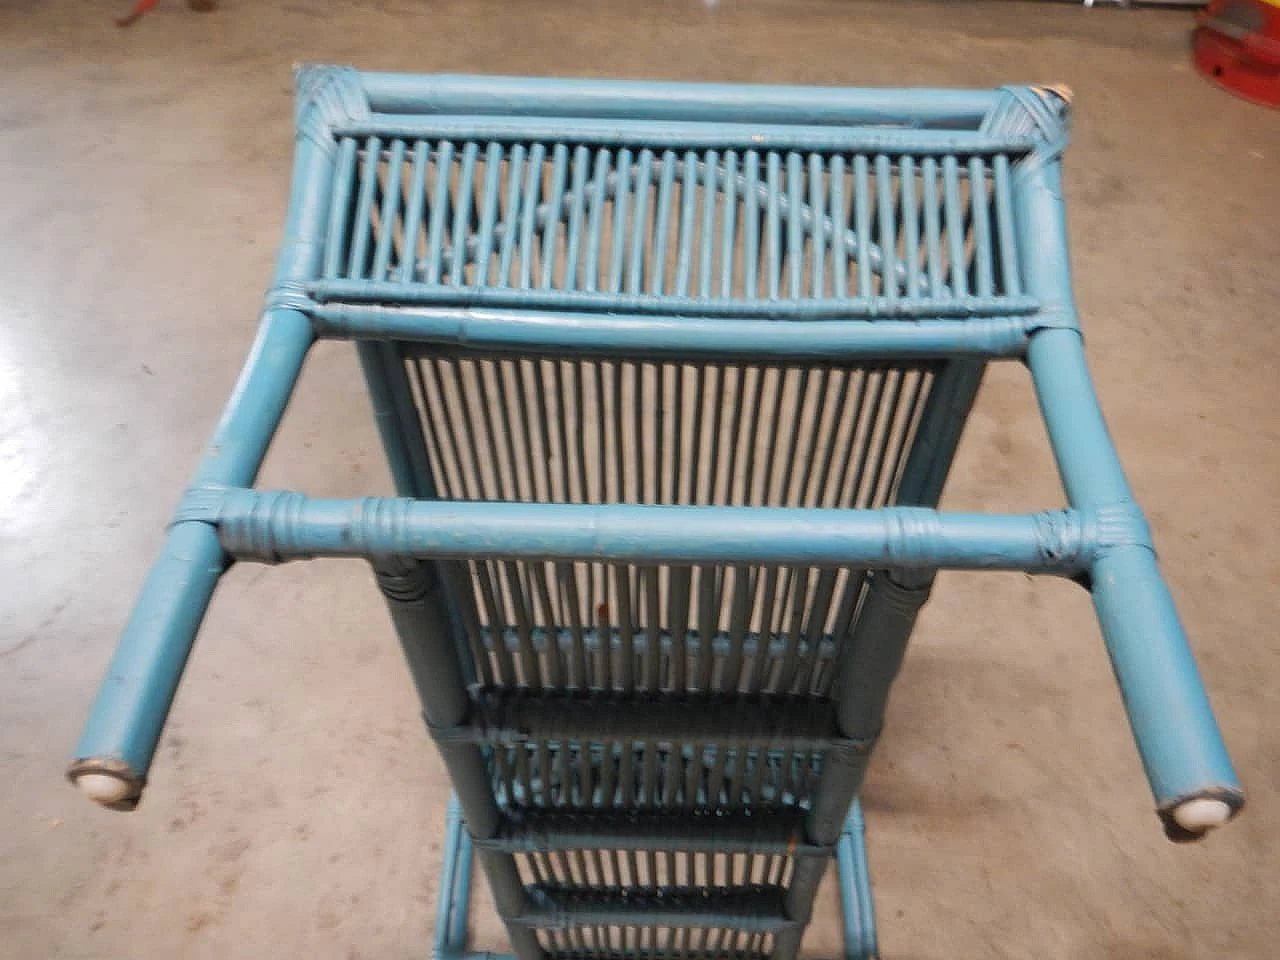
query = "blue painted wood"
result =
(70, 66, 1242, 960)
(307, 280, 1039, 319)
(837, 802, 878, 960)
(432, 795, 877, 960)
(312, 305, 1031, 359)
(1015, 157, 1242, 832)
(69, 67, 356, 797)
(334, 113, 1040, 154)
(200, 490, 1089, 573)
(358, 72, 1004, 126)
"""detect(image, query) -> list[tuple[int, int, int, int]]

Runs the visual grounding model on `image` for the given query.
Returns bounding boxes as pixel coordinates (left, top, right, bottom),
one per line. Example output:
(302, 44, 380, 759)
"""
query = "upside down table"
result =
(70, 68, 1243, 960)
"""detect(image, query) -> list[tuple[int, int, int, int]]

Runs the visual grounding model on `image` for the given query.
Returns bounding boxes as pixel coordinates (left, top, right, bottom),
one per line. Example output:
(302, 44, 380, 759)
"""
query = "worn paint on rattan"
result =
(70, 67, 1243, 960)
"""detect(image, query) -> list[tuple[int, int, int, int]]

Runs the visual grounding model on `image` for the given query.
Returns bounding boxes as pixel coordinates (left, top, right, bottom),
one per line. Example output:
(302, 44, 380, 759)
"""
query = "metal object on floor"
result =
(69, 68, 1243, 957)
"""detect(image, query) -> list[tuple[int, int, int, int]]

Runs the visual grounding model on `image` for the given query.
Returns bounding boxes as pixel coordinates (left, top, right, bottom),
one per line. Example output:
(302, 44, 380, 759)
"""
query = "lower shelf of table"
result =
(434, 795, 878, 960)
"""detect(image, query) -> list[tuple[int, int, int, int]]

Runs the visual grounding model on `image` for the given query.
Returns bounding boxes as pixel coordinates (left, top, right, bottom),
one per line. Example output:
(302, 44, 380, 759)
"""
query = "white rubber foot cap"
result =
(77, 773, 132, 805)
(1172, 798, 1232, 832)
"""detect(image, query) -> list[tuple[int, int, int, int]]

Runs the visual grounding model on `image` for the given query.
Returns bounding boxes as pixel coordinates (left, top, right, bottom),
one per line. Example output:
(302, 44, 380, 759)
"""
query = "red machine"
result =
(1194, 0, 1280, 107)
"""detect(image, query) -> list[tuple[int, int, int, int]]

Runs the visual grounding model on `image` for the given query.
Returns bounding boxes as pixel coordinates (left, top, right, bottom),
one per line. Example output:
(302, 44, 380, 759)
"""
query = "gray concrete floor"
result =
(3, 1, 1278, 957)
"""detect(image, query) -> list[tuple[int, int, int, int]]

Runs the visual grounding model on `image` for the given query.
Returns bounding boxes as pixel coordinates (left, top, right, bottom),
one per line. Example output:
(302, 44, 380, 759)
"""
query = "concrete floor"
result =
(3, 1, 1278, 957)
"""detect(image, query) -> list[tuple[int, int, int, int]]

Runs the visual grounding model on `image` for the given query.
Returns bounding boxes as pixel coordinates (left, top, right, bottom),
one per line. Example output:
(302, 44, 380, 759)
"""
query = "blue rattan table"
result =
(70, 68, 1243, 960)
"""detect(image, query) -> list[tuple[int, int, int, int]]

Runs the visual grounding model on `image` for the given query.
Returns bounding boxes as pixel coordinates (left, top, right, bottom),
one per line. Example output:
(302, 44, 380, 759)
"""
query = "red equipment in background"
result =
(115, 0, 216, 27)
(1194, 0, 1280, 107)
